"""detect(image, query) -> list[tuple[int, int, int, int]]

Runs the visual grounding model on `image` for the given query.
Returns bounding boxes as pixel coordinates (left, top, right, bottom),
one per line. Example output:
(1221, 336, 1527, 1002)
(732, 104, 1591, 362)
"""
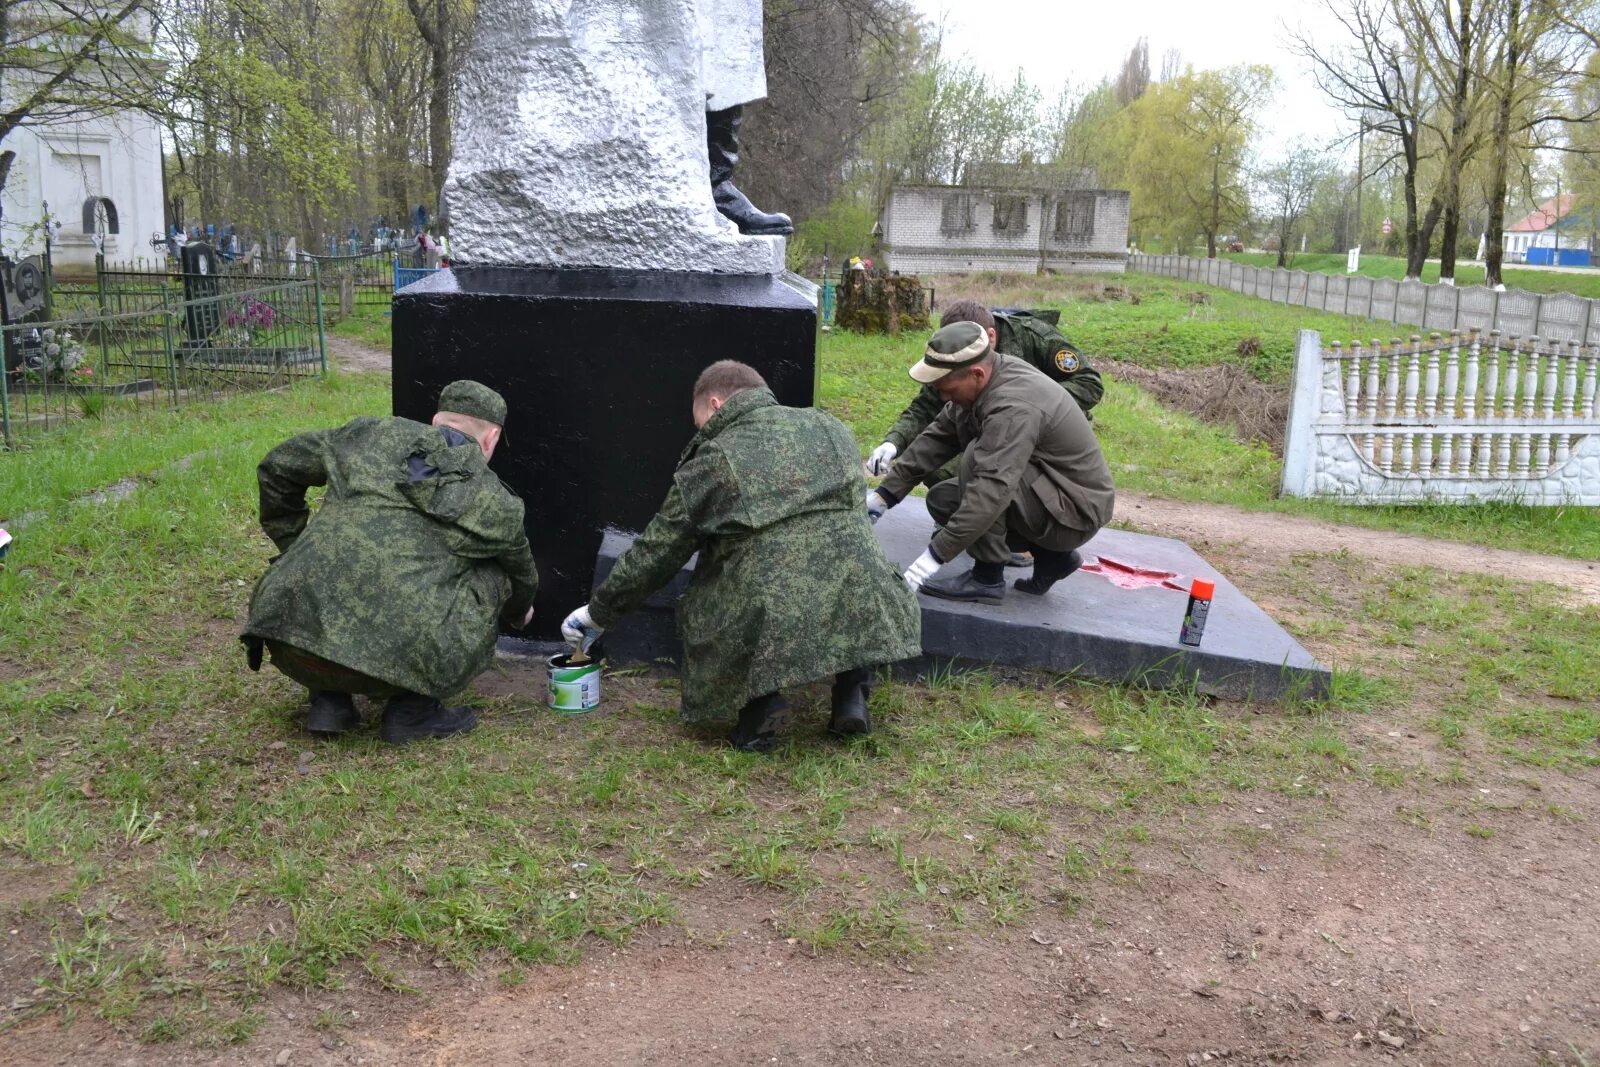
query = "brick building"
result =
(882, 184, 1130, 275)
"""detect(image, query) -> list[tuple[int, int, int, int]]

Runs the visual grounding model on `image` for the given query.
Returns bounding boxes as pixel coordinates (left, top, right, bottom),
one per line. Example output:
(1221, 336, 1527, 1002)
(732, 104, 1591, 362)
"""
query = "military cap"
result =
(437, 380, 507, 426)
(910, 321, 991, 383)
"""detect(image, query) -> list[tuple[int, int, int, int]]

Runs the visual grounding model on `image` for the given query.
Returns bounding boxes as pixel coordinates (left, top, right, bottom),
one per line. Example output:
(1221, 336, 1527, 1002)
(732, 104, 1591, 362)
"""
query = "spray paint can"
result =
(1179, 578, 1215, 647)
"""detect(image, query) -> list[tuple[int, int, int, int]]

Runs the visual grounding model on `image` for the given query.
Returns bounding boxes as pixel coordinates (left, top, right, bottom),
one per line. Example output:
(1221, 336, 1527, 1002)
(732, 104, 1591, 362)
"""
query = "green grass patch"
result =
(1224, 251, 1600, 299)
(329, 302, 393, 350)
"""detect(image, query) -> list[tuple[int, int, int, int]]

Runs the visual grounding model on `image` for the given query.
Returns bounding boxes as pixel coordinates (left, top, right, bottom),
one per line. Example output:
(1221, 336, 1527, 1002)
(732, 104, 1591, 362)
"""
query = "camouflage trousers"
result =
(926, 452, 1098, 565)
(265, 640, 404, 699)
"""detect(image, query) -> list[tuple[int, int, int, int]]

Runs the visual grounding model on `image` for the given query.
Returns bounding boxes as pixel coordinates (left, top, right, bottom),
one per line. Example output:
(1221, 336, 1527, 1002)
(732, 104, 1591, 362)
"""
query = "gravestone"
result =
(393, 0, 816, 640)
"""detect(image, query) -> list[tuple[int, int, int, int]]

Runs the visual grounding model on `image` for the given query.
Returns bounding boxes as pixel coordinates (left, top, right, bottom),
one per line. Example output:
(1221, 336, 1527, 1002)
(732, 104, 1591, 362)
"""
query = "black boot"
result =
(728, 692, 791, 753)
(707, 106, 794, 236)
(828, 668, 872, 737)
(379, 693, 477, 745)
(1014, 548, 1084, 596)
(307, 690, 360, 736)
(922, 559, 1006, 605)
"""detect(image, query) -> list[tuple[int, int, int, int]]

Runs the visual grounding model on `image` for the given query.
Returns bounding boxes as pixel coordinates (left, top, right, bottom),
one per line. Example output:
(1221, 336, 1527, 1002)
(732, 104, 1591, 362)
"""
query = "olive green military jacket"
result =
(589, 388, 921, 722)
(879, 356, 1115, 564)
(883, 311, 1103, 451)
(243, 417, 538, 699)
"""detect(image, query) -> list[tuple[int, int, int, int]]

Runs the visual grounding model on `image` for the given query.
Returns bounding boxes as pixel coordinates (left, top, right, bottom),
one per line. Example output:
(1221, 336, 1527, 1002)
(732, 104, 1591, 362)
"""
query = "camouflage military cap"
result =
(437, 380, 507, 426)
(910, 321, 990, 383)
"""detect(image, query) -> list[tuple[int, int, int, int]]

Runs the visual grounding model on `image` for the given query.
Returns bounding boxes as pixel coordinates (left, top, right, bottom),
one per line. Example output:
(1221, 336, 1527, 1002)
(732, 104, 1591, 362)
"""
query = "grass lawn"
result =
(328, 303, 394, 350)
(2, 369, 1596, 1045)
(1223, 250, 1600, 299)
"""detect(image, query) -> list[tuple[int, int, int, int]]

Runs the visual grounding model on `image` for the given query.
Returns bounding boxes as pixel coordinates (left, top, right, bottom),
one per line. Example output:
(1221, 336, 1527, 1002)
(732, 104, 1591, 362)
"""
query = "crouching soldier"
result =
(561, 360, 921, 752)
(868, 322, 1114, 605)
(241, 380, 538, 744)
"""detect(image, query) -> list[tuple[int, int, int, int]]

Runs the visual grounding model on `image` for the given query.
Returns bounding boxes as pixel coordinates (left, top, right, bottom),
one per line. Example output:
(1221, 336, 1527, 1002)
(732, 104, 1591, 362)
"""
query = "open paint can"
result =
(547, 652, 602, 714)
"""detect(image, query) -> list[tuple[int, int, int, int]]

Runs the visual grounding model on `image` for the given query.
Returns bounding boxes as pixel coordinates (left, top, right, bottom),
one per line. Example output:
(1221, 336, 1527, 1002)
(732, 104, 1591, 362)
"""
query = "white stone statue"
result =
(444, 0, 792, 273)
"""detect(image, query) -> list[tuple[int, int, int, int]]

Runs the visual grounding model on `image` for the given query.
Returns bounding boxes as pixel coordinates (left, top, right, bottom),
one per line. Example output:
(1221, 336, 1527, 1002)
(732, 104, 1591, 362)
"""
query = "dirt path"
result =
(1117, 491, 1600, 607)
(13, 756, 1595, 1066)
(325, 333, 389, 373)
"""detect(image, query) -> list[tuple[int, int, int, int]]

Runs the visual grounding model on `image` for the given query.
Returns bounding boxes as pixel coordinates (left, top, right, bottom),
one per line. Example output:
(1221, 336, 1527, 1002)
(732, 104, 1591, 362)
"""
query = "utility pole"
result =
(1554, 174, 1562, 260)
(1354, 121, 1364, 247)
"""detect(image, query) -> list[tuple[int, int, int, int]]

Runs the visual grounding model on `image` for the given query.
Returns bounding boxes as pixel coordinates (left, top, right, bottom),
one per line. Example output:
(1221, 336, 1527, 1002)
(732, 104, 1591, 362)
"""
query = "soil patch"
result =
(326, 334, 389, 374)
(1102, 357, 1288, 454)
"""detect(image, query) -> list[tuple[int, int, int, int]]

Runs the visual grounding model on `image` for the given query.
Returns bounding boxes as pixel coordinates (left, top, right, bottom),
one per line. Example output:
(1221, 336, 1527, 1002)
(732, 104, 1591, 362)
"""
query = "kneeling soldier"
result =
(241, 381, 538, 744)
(867, 321, 1115, 604)
(561, 360, 921, 752)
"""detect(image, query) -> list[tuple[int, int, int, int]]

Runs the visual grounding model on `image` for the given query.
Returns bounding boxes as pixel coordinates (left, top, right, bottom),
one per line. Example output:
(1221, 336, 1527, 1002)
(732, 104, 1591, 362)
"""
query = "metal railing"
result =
(2, 277, 326, 449)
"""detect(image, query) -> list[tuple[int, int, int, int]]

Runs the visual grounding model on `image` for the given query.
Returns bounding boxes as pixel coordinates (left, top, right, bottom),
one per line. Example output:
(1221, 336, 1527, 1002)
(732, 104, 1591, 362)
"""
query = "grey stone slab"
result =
(580, 498, 1330, 703)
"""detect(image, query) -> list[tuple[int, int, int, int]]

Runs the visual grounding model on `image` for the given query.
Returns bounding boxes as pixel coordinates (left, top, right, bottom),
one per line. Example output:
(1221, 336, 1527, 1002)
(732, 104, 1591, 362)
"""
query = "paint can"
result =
(547, 652, 602, 714)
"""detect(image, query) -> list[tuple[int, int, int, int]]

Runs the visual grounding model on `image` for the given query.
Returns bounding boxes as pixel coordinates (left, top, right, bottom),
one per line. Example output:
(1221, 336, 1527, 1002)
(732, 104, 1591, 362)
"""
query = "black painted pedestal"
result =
(392, 266, 818, 640)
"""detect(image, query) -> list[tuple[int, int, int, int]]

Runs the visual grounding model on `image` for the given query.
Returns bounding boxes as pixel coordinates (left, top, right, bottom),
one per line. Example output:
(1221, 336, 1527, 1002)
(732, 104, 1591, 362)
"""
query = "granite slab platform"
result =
(553, 498, 1330, 702)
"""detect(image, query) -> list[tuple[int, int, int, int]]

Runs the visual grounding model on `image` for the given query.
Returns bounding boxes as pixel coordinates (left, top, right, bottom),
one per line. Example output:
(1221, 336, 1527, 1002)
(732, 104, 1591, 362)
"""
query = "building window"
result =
(940, 193, 975, 236)
(992, 195, 1028, 235)
(1054, 193, 1097, 240)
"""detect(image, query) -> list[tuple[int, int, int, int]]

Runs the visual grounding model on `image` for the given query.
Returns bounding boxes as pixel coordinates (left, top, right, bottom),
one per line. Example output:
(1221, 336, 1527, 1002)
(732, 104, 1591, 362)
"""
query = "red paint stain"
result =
(1081, 556, 1191, 593)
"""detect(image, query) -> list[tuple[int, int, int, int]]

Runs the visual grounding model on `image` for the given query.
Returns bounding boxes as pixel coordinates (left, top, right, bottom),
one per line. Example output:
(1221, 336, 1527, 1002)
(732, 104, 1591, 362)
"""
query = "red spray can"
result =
(1179, 578, 1215, 647)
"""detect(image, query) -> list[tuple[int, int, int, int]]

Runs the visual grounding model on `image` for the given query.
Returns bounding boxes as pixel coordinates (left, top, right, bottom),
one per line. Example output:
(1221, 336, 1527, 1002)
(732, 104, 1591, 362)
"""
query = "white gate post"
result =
(1281, 329, 1324, 498)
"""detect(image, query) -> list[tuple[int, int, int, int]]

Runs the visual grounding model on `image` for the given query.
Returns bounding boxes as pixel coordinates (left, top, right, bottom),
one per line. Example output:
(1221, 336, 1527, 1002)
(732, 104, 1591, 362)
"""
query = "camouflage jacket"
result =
(243, 417, 538, 699)
(879, 356, 1115, 563)
(884, 310, 1103, 451)
(589, 388, 921, 722)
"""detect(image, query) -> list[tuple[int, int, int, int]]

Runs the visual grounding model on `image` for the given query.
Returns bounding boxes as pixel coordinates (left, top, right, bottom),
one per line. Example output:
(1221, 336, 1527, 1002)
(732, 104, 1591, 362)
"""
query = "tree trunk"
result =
(1402, 141, 1425, 278)
(1439, 198, 1461, 281)
(407, 0, 452, 228)
(1207, 153, 1220, 258)
(1483, 0, 1521, 289)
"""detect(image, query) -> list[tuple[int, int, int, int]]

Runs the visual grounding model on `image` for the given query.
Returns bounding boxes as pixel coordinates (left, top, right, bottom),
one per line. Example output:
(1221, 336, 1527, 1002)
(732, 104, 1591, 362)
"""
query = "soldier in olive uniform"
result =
(561, 360, 920, 752)
(863, 299, 1102, 484)
(242, 381, 538, 745)
(867, 322, 1114, 606)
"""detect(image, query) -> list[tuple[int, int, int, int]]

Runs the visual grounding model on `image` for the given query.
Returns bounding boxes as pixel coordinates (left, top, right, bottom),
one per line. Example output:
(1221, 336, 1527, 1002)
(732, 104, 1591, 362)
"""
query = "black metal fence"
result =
(1, 277, 326, 449)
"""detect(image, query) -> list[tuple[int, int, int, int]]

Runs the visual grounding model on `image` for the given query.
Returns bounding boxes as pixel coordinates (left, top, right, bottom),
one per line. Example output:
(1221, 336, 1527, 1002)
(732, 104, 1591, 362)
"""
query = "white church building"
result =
(0, 11, 166, 278)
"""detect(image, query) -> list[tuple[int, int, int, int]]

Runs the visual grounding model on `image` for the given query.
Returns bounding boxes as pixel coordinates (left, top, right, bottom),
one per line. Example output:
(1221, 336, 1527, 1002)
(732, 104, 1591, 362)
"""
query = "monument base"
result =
(393, 266, 818, 640)
(576, 498, 1331, 703)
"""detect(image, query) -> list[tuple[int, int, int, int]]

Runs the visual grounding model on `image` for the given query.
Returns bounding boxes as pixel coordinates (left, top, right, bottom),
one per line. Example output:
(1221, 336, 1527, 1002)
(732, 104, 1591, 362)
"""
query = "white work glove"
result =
(560, 604, 604, 653)
(903, 548, 941, 592)
(865, 490, 889, 524)
(864, 441, 898, 477)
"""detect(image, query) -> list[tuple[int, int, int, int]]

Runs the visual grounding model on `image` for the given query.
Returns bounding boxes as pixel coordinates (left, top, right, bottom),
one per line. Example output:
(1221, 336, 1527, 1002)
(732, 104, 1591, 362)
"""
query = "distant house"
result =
(1502, 195, 1580, 264)
(882, 183, 1131, 275)
(0, 11, 166, 277)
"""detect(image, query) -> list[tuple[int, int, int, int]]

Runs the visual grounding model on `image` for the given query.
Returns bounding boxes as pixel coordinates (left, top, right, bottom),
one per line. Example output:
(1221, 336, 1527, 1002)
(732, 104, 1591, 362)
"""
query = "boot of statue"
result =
(707, 105, 794, 236)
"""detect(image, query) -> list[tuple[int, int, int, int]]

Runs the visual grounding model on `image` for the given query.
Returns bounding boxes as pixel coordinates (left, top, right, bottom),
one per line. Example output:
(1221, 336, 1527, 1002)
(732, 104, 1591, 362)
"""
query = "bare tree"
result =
(1293, 0, 1434, 277)
(1404, 0, 1494, 282)
(1482, 0, 1600, 285)
(1115, 38, 1150, 106)
(1258, 142, 1333, 265)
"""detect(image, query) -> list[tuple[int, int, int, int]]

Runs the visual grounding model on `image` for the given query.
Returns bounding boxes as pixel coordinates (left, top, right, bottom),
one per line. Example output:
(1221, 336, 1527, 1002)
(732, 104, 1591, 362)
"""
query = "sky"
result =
(907, 0, 1355, 156)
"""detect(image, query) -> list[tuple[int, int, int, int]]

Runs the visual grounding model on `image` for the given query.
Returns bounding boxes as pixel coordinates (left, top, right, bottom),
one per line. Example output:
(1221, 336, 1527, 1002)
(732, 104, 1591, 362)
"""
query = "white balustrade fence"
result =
(1281, 329, 1600, 504)
(1130, 253, 1600, 344)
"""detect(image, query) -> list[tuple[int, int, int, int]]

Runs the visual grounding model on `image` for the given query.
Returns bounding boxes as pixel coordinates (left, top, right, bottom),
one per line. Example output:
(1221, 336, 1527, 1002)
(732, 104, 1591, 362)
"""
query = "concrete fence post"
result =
(1533, 293, 1546, 336)
(1281, 329, 1324, 498)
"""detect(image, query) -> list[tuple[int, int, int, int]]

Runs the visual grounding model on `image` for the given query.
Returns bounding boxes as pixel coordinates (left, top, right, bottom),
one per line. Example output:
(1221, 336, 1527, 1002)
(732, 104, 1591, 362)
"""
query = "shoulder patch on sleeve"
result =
(1053, 348, 1080, 373)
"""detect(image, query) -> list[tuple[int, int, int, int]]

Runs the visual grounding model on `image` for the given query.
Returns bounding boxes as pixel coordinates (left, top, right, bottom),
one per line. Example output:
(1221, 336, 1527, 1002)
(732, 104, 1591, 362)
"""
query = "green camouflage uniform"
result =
(242, 417, 538, 700)
(589, 388, 921, 723)
(883, 311, 1104, 486)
